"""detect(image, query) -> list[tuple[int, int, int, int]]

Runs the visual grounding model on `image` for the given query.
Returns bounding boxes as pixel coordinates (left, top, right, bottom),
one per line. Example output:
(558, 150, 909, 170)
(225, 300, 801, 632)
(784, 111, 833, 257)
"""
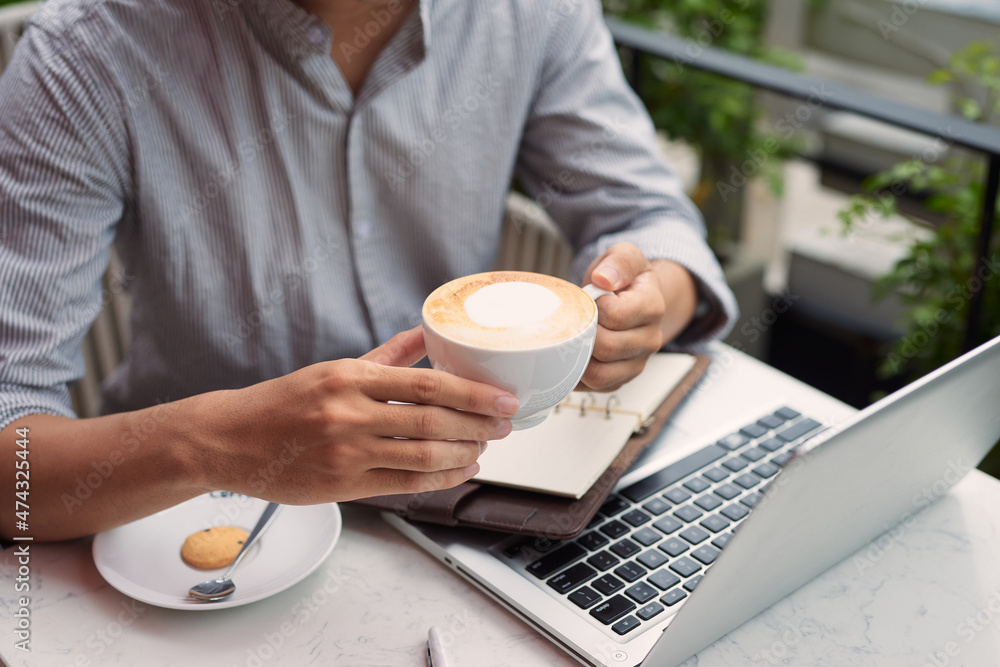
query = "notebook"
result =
(474, 353, 698, 498)
(348, 352, 709, 539)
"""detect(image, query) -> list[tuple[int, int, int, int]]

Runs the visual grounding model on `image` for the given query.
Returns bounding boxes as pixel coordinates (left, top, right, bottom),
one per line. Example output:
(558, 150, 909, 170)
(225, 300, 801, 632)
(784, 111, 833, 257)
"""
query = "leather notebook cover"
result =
(348, 354, 710, 540)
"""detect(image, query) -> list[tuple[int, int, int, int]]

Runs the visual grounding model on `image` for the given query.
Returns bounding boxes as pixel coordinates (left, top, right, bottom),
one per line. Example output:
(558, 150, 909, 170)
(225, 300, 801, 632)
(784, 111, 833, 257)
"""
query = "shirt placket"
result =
(343, 11, 428, 347)
(343, 110, 393, 346)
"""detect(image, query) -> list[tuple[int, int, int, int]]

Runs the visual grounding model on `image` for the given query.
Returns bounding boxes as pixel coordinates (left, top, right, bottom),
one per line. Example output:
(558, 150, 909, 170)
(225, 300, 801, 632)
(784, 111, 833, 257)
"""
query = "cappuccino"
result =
(423, 271, 596, 350)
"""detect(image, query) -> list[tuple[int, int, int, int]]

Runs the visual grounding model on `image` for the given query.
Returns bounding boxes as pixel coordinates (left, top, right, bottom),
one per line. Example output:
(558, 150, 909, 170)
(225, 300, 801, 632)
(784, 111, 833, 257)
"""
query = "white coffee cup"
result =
(422, 271, 611, 430)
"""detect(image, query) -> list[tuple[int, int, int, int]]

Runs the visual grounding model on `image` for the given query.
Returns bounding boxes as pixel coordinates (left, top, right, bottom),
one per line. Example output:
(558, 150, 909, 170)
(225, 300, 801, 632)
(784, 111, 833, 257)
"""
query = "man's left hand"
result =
(580, 242, 698, 391)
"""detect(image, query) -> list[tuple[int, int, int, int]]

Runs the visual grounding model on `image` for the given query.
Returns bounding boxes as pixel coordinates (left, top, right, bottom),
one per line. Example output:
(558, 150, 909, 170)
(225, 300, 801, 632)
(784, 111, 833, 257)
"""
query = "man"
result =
(0, 0, 736, 541)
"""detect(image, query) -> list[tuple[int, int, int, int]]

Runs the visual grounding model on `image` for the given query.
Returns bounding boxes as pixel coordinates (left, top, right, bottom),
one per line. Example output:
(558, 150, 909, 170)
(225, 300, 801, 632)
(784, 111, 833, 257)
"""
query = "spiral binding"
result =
(553, 392, 651, 433)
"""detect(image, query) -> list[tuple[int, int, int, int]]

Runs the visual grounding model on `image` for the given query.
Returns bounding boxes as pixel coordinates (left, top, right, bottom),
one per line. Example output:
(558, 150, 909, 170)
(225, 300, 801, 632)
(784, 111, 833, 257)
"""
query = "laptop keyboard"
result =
(495, 407, 824, 640)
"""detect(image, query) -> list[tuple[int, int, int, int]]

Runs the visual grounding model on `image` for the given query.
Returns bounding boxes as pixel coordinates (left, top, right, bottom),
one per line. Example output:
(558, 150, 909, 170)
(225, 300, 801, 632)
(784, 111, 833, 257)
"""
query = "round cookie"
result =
(180, 526, 249, 570)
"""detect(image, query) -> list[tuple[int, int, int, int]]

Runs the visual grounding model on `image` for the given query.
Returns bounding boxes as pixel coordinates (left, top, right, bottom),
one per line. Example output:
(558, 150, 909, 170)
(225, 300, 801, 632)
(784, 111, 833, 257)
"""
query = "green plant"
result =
(602, 0, 803, 252)
(838, 39, 1000, 381)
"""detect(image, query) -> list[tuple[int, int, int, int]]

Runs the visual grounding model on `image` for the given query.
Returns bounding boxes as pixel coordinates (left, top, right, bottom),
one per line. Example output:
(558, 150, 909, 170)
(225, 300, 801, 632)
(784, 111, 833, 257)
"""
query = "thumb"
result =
(361, 325, 427, 367)
(589, 242, 650, 291)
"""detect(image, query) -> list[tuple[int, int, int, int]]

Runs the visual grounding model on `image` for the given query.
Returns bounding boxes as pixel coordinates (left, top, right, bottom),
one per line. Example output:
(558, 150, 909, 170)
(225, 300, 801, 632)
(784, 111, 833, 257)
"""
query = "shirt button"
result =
(306, 25, 326, 47)
(355, 219, 372, 240)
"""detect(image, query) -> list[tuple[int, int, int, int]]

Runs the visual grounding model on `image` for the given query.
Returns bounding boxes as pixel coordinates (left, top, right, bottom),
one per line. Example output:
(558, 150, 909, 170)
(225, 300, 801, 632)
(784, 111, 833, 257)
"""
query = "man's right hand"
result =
(1, 326, 517, 542)
(195, 326, 518, 504)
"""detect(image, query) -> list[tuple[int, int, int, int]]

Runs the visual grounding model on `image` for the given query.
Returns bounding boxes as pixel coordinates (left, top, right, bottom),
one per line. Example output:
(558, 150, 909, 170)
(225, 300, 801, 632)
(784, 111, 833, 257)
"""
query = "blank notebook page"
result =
(474, 353, 698, 498)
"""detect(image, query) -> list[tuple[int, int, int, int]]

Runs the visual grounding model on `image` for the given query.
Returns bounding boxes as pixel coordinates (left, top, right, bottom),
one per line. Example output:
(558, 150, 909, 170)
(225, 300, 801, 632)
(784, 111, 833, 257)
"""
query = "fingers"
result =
(371, 437, 486, 473)
(580, 355, 650, 392)
(582, 312, 661, 391)
(361, 463, 482, 497)
(580, 263, 664, 392)
(650, 259, 699, 342)
(244, 353, 515, 505)
(354, 437, 488, 499)
(586, 242, 650, 292)
(354, 333, 522, 422)
(591, 321, 663, 364)
(361, 326, 427, 367)
(360, 361, 519, 420)
(593, 270, 666, 334)
(377, 402, 513, 442)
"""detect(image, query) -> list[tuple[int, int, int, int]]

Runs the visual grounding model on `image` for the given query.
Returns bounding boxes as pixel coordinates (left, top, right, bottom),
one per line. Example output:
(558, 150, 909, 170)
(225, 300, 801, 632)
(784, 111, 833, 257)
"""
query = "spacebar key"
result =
(620, 444, 727, 503)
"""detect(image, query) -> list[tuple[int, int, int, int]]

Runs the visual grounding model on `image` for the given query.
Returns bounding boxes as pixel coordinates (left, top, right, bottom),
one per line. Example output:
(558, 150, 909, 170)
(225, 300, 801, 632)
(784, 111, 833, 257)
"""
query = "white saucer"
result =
(92, 493, 341, 610)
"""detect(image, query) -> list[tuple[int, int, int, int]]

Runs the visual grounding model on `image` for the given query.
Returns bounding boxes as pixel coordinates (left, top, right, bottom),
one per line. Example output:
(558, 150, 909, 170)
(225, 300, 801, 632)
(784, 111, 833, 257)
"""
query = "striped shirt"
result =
(0, 0, 736, 429)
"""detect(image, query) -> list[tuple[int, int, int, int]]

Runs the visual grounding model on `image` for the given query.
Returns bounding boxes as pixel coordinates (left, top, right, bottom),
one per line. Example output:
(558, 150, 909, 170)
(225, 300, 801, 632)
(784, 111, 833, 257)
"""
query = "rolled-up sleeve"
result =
(0, 26, 127, 430)
(514, 1, 737, 346)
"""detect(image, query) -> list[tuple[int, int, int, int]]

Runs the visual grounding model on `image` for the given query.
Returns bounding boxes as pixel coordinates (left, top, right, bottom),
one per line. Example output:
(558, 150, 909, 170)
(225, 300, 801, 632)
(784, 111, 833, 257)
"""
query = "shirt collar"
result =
(418, 0, 432, 55)
(244, 0, 328, 60)
(244, 0, 431, 62)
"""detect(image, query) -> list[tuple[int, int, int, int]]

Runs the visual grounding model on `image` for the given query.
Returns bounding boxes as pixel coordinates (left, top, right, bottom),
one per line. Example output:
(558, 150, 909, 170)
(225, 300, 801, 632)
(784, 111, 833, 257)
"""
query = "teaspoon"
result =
(187, 501, 282, 602)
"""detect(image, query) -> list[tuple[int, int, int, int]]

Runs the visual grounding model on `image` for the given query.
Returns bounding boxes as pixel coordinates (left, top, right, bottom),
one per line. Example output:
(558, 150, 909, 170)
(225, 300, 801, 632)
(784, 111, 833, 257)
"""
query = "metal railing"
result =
(606, 16, 1000, 353)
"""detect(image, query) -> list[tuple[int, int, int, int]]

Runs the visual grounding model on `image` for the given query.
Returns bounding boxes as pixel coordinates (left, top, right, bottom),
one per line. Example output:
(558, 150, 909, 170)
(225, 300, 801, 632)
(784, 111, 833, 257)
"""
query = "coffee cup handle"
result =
(583, 284, 614, 301)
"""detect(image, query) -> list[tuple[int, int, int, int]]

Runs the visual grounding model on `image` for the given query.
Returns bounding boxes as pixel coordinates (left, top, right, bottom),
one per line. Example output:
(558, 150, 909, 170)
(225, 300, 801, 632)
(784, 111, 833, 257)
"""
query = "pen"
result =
(426, 626, 452, 667)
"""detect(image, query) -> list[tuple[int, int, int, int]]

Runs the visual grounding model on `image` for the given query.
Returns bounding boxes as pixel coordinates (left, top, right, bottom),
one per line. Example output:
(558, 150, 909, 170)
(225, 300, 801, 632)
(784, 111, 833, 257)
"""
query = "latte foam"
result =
(464, 282, 561, 329)
(423, 271, 596, 350)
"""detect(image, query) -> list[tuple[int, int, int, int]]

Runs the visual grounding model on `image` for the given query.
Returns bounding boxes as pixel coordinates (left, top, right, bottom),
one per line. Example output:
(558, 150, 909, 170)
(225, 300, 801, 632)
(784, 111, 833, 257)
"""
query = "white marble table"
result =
(2, 346, 1000, 666)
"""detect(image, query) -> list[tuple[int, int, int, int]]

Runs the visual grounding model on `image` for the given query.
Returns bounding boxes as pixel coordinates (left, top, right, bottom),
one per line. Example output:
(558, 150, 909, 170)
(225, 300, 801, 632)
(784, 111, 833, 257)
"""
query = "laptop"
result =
(384, 336, 1000, 666)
